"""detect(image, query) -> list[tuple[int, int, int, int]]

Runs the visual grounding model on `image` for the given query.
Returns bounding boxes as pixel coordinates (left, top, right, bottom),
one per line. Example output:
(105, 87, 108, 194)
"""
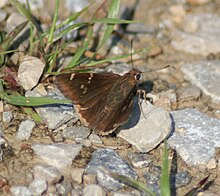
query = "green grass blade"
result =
(160, 140, 171, 196)
(22, 107, 43, 123)
(96, 0, 120, 51)
(66, 25, 93, 68)
(52, 22, 88, 43)
(0, 92, 71, 106)
(48, 0, 59, 43)
(91, 18, 137, 24)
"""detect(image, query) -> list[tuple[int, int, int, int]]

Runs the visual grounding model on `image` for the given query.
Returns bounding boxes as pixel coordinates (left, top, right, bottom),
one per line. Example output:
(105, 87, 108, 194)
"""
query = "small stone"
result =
(127, 153, 155, 168)
(86, 148, 138, 191)
(18, 56, 45, 91)
(89, 134, 103, 144)
(83, 174, 97, 185)
(28, 179, 47, 195)
(32, 143, 82, 170)
(63, 126, 90, 142)
(82, 184, 106, 196)
(118, 101, 171, 152)
(150, 89, 177, 111)
(177, 86, 201, 101)
(71, 168, 84, 184)
(71, 188, 82, 196)
(82, 139, 92, 147)
(206, 159, 216, 169)
(2, 111, 13, 123)
(112, 192, 136, 196)
(55, 180, 72, 195)
(16, 120, 35, 140)
(33, 165, 62, 185)
(10, 186, 32, 196)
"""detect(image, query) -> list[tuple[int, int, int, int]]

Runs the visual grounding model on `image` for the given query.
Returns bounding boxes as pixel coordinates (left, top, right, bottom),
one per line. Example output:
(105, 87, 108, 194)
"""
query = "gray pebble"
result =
(127, 153, 155, 168)
(16, 120, 35, 140)
(2, 111, 13, 123)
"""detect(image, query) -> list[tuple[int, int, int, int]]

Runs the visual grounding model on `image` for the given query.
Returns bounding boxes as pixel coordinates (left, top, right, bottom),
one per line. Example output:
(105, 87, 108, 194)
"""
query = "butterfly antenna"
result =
(130, 39, 134, 69)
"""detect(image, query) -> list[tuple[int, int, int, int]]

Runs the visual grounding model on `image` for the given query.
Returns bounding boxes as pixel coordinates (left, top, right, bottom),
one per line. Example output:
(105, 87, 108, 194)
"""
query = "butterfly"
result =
(54, 68, 142, 135)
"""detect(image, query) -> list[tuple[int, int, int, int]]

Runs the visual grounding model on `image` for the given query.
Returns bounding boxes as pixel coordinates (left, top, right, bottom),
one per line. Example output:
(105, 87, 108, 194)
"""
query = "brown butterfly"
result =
(54, 68, 142, 135)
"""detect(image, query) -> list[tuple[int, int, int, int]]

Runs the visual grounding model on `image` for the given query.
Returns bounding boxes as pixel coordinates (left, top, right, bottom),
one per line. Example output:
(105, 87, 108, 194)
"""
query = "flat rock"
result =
(117, 101, 171, 152)
(181, 60, 220, 104)
(86, 148, 138, 191)
(168, 108, 220, 167)
(18, 56, 45, 91)
(171, 14, 220, 55)
(32, 143, 82, 170)
(26, 87, 75, 130)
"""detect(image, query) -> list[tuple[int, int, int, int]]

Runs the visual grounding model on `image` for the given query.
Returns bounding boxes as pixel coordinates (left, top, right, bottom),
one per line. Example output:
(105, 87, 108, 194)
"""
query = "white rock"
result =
(18, 56, 45, 90)
(118, 101, 171, 152)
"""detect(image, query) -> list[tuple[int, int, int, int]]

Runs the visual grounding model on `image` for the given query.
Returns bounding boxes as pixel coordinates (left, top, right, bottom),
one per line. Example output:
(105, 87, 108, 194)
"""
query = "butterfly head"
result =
(129, 69, 142, 81)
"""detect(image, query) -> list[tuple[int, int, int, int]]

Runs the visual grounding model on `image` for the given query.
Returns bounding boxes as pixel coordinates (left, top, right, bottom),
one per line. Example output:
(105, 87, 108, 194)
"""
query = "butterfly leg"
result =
(137, 89, 147, 119)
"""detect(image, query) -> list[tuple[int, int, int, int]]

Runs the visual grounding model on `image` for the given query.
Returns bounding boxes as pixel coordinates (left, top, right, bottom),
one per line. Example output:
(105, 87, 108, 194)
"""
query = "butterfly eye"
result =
(135, 73, 141, 80)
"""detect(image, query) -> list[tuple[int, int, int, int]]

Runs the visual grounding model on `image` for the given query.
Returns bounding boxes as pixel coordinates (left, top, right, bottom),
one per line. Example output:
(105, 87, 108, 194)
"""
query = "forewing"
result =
(55, 72, 120, 108)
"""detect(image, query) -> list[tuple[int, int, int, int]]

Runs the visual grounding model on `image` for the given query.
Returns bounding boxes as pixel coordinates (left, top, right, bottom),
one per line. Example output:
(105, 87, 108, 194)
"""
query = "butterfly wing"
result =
(55, 71, 138, 135)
